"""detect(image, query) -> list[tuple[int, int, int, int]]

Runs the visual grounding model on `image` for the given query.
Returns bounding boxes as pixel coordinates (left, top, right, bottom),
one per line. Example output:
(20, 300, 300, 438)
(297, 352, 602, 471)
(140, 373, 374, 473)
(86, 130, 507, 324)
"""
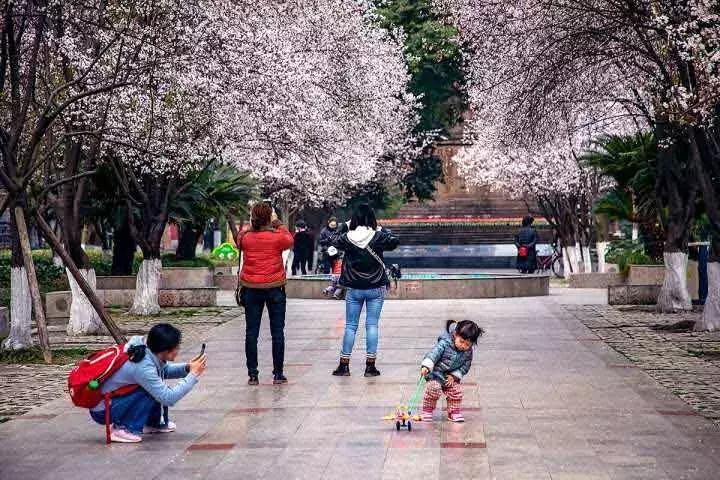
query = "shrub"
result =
(0, 249, 68, 293)
(605, 240, 657, 276)
(132, 253, 217, 272)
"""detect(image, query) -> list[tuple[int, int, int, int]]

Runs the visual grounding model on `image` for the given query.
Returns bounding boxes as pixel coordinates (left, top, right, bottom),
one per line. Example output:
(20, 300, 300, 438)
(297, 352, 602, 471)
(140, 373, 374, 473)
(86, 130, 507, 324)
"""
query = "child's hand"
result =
(445, 375, 456, 387)
(420, 366, 429, 377)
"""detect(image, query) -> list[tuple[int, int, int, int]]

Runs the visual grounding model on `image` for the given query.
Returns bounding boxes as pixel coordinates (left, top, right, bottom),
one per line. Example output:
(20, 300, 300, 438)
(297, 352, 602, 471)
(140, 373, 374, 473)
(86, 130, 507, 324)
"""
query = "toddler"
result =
(322, 247, 344, 300)
(420, 320, 483, 423)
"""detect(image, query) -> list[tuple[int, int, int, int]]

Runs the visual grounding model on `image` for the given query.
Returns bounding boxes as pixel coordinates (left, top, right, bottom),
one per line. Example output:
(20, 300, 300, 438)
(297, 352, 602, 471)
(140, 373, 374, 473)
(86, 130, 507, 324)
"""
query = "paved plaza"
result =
(2, 292, 720, 479)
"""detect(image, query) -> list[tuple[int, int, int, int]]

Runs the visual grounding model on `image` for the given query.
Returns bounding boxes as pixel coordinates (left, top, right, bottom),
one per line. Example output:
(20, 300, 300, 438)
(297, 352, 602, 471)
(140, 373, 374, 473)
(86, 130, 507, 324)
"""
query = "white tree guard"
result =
(696, 262, 720, 332)
(657, 252, 692, 313)
(66, 268, 105, 335)
(2, 267, 33, 350)
(130, 258, 162, 315)
(596, 242, 608, 273)
(581, 245, 592, 273)
(563, 245, 580, 276)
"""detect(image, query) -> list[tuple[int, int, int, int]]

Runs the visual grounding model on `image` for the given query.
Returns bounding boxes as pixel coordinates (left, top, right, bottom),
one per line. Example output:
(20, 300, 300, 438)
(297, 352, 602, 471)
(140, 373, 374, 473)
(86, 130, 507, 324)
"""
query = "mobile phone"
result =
(193, 343, 206, 361)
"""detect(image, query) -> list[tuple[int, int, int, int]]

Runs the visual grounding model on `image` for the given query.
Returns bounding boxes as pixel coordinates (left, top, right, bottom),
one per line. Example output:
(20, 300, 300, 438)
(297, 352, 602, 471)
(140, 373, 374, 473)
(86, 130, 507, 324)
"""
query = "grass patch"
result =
(0, 347, 90, 365)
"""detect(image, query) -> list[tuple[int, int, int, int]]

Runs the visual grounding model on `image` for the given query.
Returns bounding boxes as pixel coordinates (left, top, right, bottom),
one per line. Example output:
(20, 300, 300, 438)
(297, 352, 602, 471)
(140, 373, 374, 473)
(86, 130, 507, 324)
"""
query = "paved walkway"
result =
(2, 291, 720, 480)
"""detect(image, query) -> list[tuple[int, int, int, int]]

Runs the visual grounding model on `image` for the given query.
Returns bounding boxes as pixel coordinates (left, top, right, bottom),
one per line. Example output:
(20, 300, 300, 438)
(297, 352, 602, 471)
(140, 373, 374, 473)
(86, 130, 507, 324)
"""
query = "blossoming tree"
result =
(101, 0, 417, 314)
(438, 0, 719, 317)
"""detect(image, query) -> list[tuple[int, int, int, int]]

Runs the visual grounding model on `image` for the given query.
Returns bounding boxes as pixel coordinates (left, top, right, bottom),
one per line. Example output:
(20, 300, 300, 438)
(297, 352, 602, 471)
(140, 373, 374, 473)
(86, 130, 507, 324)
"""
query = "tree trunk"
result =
(696, 261, 720, 331)
(227, 214, 239, 242)
(14, 207, 51, 363)
(563, 243, 580, 276)
(597, 241, 608, 273)
(176, 224, 202, 260)
(130, 258, 162, 315)
(2, 267, 32, 350)
(111, 214, 136, 275)
(581, 245, 592, 273)
(66, 268, 105, 335)
(657, 252, 692, 313)
(34, 212, 126, 343)
(2, 210, 32, 350)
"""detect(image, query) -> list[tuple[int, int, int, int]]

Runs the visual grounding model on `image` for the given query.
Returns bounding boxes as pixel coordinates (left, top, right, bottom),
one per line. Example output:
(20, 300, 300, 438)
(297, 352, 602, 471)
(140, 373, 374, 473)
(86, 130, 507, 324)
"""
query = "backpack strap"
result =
(103, 385, 139, 444)
(104, 394, 111, 444)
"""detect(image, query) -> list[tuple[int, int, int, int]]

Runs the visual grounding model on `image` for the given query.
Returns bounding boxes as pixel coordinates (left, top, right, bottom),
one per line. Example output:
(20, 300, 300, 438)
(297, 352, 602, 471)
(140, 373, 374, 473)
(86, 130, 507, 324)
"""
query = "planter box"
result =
(627, 265, 665, 285)
(214, 275, 238, 291)
(0, 307, 8, 338)
(605, 263, 620, 273)
(161, 267, 214, 289)
(97, 276, 136, 290)
(608, 285, 661, 305)
(45, 288, 218, 318)
(569, 272, 624, 289)
(97, 268, 216, 290)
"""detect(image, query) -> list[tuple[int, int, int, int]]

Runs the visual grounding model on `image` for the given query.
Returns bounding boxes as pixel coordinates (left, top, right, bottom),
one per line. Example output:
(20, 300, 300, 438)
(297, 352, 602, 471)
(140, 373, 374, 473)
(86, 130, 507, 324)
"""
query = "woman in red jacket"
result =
(237, 202, 294, 385)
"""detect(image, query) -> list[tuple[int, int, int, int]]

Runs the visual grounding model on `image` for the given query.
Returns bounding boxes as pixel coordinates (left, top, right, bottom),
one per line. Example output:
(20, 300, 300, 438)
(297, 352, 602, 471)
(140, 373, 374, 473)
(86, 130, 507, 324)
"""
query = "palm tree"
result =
(581, 132, 663, 260)
(172, 164, 257, 260)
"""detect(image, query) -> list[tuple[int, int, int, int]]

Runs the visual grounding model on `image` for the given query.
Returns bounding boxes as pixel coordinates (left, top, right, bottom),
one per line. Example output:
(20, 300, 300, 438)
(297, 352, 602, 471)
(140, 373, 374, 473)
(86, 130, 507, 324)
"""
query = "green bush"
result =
(132, 253, 221, 272)
(605, 240, 657, 276)
(0, 249, 68, 293)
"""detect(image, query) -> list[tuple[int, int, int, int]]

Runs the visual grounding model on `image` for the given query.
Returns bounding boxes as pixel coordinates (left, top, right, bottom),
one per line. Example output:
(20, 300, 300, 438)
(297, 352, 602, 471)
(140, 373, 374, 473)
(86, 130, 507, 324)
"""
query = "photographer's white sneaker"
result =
(144, 421, 176, 434)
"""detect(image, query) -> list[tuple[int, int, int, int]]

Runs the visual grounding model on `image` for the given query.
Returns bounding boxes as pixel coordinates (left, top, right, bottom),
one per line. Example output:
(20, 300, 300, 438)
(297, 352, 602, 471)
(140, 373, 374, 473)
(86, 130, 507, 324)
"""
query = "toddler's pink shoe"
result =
(421, 409, 434, 422)
(447, 410, 465, 423)
(110, 427, 142, 443)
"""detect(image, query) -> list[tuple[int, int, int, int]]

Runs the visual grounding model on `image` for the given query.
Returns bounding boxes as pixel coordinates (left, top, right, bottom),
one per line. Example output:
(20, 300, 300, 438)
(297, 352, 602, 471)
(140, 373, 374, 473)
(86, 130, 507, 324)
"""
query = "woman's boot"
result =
(332, 357, 350, 376)
(364, 357, 380, 377)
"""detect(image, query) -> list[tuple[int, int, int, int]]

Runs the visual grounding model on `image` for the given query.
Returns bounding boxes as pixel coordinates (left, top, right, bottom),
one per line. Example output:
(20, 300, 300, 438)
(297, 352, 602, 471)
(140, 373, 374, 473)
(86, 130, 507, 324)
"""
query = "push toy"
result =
(383, 376, 427, 431)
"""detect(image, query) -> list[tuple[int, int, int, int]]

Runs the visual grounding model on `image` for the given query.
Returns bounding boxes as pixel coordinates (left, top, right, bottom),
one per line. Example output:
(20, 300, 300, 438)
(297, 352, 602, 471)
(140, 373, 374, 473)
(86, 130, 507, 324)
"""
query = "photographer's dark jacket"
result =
(330, 224, 399, 289)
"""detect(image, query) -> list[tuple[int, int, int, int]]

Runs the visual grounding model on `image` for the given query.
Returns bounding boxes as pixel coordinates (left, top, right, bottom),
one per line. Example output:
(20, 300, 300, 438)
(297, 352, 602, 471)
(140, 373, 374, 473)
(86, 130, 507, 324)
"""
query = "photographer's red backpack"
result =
(68, 344, 138, 444)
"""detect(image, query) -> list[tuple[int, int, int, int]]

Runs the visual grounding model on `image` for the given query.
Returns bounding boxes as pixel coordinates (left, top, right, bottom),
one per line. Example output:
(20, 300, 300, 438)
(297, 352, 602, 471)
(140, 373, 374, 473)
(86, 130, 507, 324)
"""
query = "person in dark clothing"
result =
(328, 204, 399, 378)
(291, 220, 314, 275)
(515, 216, 538, 274)
(318, 217, 338, 273)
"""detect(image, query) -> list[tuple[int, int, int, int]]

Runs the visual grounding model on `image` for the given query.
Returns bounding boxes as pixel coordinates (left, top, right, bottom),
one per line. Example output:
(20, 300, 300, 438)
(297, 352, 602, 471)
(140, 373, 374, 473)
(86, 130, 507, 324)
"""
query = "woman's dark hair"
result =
(251, 202, 272, 230)
(296, 219, 307, 229)
(328, 216, 337, 224)
(146, 323, 182, 354)
(349, 203, 377, 230)
(446, 320, 484, 344)
(522, 215, 534, 227)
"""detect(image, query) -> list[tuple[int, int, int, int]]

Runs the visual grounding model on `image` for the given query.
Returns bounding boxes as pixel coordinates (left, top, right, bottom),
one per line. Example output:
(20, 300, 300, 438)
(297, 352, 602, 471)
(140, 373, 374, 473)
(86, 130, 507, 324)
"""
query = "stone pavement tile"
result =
(265, 446, 337, 480)
(153, 450, 232, 480)
(489, 461, 552, 480)
(381, 447, 441, 480)
(541, 453, 611, 479)
(551, 475, 611, 480)
(605, 464, 671, 480)
(439, 448, 491, 480)
(205, 447, 285, 479)
(322, 446, 388, 480)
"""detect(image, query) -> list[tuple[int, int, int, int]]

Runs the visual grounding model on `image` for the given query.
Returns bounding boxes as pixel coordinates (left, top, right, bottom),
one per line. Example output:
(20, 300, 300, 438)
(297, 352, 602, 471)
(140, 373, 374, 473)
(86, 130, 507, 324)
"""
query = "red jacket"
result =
(238, 225, 294, 288)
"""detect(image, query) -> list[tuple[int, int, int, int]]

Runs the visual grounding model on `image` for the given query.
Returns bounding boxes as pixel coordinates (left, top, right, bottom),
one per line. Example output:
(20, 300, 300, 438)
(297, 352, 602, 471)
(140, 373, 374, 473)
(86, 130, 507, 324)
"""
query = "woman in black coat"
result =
(328, 204, 399, 377)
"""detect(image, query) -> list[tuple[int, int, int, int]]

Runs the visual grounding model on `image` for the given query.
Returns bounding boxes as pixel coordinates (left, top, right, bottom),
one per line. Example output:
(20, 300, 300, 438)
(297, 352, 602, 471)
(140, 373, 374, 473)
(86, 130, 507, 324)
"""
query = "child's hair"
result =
(447, 320, 484, 344)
